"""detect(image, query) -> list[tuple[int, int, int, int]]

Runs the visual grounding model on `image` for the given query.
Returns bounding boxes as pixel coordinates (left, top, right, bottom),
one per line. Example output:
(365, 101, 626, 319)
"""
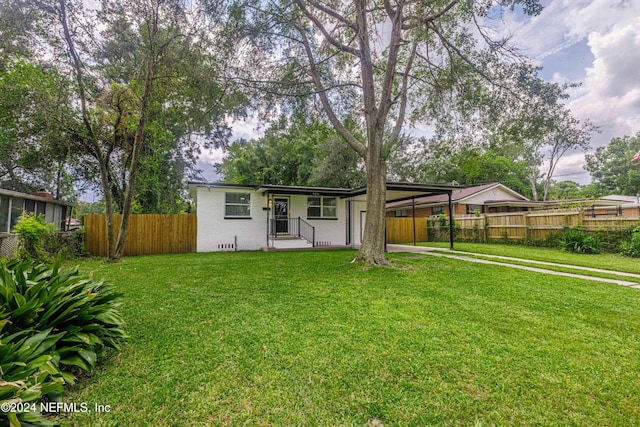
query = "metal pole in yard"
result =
(448, 191, 454, 250)
(412, 197, 416, 246)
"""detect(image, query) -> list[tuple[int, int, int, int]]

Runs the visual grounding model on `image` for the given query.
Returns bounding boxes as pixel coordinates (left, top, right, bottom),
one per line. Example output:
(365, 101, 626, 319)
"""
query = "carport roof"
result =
(188, 181, 461, 202)
(347, 182, 460, 202)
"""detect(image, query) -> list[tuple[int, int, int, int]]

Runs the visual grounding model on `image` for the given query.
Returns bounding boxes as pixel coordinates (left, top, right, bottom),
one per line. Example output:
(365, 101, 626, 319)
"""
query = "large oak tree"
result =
(229, 0, 543, 264)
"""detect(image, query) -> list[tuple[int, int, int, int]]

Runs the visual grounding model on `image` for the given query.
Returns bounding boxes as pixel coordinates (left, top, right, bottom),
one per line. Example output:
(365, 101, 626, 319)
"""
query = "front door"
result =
(274, 197, 289, 234)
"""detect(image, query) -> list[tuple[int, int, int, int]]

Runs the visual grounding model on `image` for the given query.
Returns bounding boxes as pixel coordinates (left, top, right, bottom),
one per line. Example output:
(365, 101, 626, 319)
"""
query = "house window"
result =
(225, 193, 251, 218)
(9, 198, 23, 231)
(432, 205, 444, 215)
(0, 195, 8, 233)
(307, 197, 337, 219)
(466, 204, 484, 214)
(395, 209, 408, 217)
(24, 199, 35, 214)
(36, 201, 47, 216)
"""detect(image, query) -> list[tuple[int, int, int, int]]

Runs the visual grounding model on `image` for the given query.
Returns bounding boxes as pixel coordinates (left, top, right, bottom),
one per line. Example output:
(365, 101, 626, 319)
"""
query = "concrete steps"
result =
(269, 236, 313, 249)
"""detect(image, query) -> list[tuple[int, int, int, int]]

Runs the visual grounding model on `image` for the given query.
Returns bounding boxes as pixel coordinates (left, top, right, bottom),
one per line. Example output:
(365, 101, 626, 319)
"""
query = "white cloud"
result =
(507, 0, 640, 60)
(197, 115, 265, 180)
(568, 18, 640, 142)
(199, 147, 225, 163)
(500, 2, 640, 185)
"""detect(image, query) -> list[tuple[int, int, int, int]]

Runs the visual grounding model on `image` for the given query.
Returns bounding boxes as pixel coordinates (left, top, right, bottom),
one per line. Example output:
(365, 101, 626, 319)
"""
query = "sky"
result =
(198, 0, 640, 186)
(500, 0, 640, 184)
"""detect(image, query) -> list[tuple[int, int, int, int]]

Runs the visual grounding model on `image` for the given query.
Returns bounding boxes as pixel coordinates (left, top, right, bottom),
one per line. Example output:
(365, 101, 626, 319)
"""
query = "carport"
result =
(346, 182, 461, 250)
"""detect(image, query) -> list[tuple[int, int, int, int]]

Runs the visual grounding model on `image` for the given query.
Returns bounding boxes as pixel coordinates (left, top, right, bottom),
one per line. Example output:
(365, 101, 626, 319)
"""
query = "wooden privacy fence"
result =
(387, 209, 640, 243)
(386, 217, 428, 243)
(83, 214, 197, 257)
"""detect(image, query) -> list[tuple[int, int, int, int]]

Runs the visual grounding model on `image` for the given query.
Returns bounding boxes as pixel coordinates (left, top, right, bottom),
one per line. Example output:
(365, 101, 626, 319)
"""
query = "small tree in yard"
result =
(13, 0, 244, 261)
(227, 0, 544, 265)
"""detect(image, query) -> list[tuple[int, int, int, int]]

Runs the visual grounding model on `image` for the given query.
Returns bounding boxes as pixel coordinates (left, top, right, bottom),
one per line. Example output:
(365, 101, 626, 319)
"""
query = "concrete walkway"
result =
(386, 244, 640, 290)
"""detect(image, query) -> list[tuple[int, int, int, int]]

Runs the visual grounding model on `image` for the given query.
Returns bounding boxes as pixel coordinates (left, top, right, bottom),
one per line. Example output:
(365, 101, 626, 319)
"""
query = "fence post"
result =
(578, 207, 584, 228)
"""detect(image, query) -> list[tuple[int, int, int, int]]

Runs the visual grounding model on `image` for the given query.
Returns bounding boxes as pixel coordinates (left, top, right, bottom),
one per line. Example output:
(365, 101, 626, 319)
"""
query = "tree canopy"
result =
(217, 116, 364, 188)
(227, 0, 546, 264)
(585, 132, 640, 196)
(1, 0, 245, 259)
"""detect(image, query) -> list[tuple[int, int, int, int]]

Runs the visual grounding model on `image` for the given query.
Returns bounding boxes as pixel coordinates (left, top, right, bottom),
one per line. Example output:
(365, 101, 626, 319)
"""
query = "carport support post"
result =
(412, 197, 416, 246)
(448, 191, 454, 250)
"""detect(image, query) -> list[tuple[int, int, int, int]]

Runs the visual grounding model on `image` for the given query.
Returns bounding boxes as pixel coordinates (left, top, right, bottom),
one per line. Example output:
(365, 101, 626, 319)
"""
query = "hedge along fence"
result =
(386, 208, 640, 246)
(83, 214, 197, 257)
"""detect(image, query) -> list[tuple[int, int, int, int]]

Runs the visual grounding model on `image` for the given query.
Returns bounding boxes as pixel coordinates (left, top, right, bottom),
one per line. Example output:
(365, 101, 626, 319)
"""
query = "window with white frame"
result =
(307, 196, 337, 219)
(395, 209, 408, 217)
(225, 193, 251, 218)
(432, 205, 444, 215)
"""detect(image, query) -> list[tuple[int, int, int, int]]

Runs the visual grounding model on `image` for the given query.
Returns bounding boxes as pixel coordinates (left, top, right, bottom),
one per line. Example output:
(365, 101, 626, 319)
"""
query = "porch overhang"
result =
(257, 184, 352, 198)
(347, 182, 460, 203)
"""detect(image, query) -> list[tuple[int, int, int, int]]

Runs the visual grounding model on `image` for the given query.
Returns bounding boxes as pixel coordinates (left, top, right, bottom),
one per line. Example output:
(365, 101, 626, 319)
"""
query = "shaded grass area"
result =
(62, 250, 640, 426)
(419, 241, 640, 274)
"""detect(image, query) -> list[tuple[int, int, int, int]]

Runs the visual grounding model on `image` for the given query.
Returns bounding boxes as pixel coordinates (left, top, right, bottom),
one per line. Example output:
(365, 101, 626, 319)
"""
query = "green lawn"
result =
(61, 250, 640, 426)
(418, 241, 640, 274)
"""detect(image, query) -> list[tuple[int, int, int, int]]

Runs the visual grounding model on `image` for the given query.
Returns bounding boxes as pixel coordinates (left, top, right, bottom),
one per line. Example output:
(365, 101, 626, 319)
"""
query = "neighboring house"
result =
(0, 188, 73, 233)
(0, 188, 74, 257)
(189, 181, 458, 251)
(386, 183, 535, 218)
(385, 184, 638, 219)
(600, 195, 640, 217)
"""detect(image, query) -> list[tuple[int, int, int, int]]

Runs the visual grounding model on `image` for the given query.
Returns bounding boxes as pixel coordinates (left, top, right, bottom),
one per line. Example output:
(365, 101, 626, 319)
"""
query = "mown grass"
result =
(428, 251, 640, 284)
(419, 241, 640, 274)
(435, 250, 640, 284)
(61, 250, 640, 426)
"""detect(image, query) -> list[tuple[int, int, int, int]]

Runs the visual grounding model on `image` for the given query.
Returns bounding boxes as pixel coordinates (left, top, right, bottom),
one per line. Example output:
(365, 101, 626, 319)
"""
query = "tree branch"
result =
(377, 2, 405, 126)
(297, 22, 366, 157)
(306, 0, 357, 30)
(295, 0, 360, 57)
(389, 39, 418, 146)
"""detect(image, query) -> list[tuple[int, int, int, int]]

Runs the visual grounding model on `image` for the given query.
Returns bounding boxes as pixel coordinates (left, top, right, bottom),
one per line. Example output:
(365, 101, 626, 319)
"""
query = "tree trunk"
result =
(542, 178, 550, 201)
(98, 160, 117, 261)
(113, 58, 154, 260)
(529, 173, 538, 201)
(353, 137, 390, 265)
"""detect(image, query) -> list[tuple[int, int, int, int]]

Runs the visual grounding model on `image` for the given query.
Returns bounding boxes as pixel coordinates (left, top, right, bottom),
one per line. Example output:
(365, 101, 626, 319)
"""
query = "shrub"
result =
(12, 213, 54, 262)
(12, 214, 86, 262)
(0, 325, 69, 426)
(0, 258, 127, 425)
(620, 226, 640, 257)
(438, 213, 447, 228)
(561, 227, 600, 254)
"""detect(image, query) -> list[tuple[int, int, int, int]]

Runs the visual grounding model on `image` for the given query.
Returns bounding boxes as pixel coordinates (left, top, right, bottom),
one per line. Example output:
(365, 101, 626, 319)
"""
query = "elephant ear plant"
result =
(0, 258, 127, 426)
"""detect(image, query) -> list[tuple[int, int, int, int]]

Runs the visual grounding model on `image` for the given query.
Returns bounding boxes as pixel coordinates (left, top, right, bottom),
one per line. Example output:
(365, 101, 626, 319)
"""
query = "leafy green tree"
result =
(12, 0, 244, 259)
(0, 59, 79, 197)
(545, 181, 583, 200)
(388, 139, 533, 198)
(0, 0, 40, 61)
(228, 0, 544, 264)
(217, 116, 317, 185)
(217, 116, 364, 188)
(585, 132, 640, 196)
(448, 149, 532, 198)
(465, 64, 596, 201)
(308, 135, 365, 188)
